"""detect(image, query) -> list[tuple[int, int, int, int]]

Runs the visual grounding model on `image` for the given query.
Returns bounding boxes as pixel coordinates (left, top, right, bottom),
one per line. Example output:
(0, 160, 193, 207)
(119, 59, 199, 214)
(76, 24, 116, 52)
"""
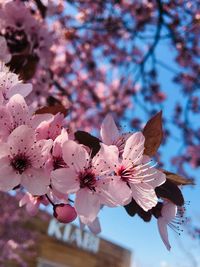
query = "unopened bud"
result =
(53, 204, 77, 223)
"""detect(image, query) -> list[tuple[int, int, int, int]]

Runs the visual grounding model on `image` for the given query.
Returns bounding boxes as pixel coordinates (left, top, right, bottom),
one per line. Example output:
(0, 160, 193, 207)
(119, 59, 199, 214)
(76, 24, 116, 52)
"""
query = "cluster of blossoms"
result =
(0, 1, 198, 257)
(0, 0, 199, 178)
(0, 37, 193, 251)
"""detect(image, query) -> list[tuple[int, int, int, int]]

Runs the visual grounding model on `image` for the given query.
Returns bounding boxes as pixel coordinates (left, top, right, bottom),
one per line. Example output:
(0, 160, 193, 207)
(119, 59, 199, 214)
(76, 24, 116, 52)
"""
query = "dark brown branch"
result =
(34, 0, 47, 18)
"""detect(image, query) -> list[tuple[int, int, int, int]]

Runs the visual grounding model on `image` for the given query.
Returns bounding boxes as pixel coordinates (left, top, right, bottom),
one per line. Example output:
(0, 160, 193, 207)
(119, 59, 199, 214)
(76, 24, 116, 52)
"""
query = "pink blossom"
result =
(0, 71, 32, 104)
(19, 186, 69, 217)
(19, 193, 48, 216)
(36, 113, 64, 141)
(0, 125, 52, 195)
(100, 114, 131, 154)
(157, 201, 177, 250)
(112, 132, 166, 211)
(0, 1, 53, 73)
(0, 94, 52, 141)
(51, 140, 131, 223)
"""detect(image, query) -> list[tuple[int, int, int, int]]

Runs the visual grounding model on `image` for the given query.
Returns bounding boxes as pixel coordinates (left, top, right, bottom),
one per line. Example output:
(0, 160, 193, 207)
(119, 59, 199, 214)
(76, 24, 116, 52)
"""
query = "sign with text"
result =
(48, 218, 100, 254)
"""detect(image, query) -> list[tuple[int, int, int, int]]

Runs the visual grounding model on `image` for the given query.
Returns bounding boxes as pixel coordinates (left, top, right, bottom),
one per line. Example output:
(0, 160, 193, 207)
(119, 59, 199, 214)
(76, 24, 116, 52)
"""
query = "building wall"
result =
(25, 215, 132, 267)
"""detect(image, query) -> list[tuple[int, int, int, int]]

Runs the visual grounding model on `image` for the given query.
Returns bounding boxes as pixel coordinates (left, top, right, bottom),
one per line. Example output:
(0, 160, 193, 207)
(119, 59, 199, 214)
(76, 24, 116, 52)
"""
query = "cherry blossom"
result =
(112, 133, 166, 211)
(100, 114, 131, 154)
(0, 70, 32, 104)
(51, 140, 132, 224)
(0, 125, 52, 195)
(0, 1, 52, 80)
(0, 0, 197, 254)
(35, 113, 64, 141)
(19, 192, 48, 216)
(0, 94, 52, 141)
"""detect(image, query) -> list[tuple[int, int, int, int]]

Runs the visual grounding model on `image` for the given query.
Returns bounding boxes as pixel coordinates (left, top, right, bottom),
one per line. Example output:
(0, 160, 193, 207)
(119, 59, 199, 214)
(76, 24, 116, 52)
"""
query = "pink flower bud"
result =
(53, 204, 77, 223)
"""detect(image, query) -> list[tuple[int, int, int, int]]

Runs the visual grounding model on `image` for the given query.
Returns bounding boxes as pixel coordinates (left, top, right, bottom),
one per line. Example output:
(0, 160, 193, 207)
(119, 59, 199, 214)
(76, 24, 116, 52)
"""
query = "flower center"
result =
(53, 157, 67, 170)
(79, 170, 96, 191)
(11, 154, 31, 174)
(117, 165, 134, 182)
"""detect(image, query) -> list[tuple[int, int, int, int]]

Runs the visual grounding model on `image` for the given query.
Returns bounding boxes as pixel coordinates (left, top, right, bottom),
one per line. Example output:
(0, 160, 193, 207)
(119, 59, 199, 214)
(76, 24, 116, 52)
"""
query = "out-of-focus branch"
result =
(34, 0, 47, 18)
(140, 0, 163, 71)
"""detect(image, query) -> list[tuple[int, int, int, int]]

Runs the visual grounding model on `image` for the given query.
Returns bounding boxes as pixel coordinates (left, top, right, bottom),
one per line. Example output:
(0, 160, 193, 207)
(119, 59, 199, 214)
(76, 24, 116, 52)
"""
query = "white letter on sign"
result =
(82, 232, 100, 253)
(63, 224, 72, 242)
(48, 218, 63, 240)
(69, 228, 82, 248)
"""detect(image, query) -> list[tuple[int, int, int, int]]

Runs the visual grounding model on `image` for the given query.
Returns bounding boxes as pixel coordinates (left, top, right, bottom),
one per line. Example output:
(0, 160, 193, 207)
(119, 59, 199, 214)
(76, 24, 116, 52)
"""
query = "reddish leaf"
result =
(124, 199, 152, 222)
(74, 131, 101, 158)
(143, 111, 163, 157)
(35, 104, 68, 117)
(8, 54, 38, 81)
(162, 170, 195, 186)
(155, 180, 184, 206)
(124, 199, 137, 217)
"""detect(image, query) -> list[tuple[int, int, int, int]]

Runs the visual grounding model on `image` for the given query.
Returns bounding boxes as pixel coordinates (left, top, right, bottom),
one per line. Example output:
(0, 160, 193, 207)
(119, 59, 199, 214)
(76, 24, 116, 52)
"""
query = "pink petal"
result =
(80, 217, 101, 235)
(0, 106, 12, 138)
(20, 194, 40, 216)
(31, 114, 53, 130)
(0, 72, 18, 95)
(51, 168, 79, 194)
(62, 140, 89, 171)
(145, 168, 166, 188)
(100, 114, 120, 145)
(26, 201, 40, 216)
(92, 143, 119, 174)
(141, 156, 166, 187)
(19, 193, 31, 207)
(161, 202, 177, 222)
(36, 113, 64, 140)
(8, 125, 35, 155)
(53, 129, 69, 157)
(75, 189, 101, 224)
(7, 83, 32, 99)
(6, 94, 29, 127)
(21, 169, 50, 195)
(98, 176, 132, 206)
(0, 92, 4, 105)
(122, 132, 145, 166)
(157, 218, 171, 250)
(0, 158, 21, 191)
(130, 183, 158, 211)
(48, 187, 68, 204)
(28, 139, 53, 169)
(88, 217, 101, 234)
(0, 142, 10, 158)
